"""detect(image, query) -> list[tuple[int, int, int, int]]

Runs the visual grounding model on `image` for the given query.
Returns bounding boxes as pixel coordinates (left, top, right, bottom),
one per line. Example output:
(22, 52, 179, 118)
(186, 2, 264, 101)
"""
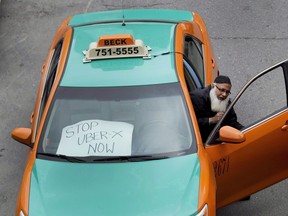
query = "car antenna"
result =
(121, 0, 126, 26)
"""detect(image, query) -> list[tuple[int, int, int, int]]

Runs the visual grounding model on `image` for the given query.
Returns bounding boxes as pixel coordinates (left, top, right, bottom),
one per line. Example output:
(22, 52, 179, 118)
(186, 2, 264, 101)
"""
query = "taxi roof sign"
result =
(83, 34, 151, 63)
(97, 34, 135, 47)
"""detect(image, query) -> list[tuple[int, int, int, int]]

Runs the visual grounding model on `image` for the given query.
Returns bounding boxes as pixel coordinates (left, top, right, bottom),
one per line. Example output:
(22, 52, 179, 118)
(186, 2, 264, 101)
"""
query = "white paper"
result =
(56, 119, 134, 156)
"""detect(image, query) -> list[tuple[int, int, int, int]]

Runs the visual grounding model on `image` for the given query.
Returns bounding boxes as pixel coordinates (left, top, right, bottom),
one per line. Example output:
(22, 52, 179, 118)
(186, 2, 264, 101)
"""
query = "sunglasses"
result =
(215, 85, 231, 95)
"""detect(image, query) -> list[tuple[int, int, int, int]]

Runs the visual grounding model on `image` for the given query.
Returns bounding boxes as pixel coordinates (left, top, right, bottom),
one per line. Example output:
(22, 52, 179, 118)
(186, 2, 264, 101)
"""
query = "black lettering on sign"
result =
(77, 131, 110, 145)
(213, 156, 230, 177)
(112, 131, 123, 138)
(120, 39, 127, 45)
(103, 39, 127, 46)
(87, 142, 115, 154)
(104, 40, 110, 46)
(66, 121, 99, 138)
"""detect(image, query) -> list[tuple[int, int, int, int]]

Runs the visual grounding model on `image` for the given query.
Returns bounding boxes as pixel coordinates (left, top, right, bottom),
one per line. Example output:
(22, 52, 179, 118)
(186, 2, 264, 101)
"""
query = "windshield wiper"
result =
(93, 155, 169, 162)
(37, 153, 169, 163)
(37, 152, 86, 163)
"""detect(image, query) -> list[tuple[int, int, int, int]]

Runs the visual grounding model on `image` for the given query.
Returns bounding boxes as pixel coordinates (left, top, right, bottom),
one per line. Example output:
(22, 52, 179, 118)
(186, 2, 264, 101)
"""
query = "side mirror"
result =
(219, 126, 245, 143)
(11, 128, 32, 147)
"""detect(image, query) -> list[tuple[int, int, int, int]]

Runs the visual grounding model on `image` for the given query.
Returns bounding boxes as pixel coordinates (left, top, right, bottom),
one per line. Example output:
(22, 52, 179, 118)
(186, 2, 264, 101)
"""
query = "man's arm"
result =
(224, 108, 244, 130)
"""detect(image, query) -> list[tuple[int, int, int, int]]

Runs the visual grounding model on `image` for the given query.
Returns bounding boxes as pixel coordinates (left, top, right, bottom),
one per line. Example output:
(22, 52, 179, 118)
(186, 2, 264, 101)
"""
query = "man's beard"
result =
(210, 87, 229, 112)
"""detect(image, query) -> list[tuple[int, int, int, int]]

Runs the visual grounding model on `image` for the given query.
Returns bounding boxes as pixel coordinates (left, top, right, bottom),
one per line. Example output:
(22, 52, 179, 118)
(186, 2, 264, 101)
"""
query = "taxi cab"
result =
(11, 9, 288, 216)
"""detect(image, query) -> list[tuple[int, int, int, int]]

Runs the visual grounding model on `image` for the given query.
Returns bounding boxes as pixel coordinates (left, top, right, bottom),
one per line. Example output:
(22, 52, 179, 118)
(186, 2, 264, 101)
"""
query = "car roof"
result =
(68, 9, 193, 26)
(60, 9, 194, 87)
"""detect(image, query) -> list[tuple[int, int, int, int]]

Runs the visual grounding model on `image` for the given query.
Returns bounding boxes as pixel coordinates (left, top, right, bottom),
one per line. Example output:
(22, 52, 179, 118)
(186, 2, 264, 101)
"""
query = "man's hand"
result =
(209, 112, 224, 125)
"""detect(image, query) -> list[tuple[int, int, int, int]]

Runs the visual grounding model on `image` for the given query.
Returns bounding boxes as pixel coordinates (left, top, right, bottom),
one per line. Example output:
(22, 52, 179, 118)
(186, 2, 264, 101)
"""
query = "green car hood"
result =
(29, 154, 200, 215)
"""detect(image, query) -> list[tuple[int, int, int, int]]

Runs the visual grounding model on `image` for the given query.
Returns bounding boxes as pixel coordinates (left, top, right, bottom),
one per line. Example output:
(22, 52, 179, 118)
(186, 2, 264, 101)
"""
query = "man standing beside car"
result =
(190, 75, 243, 142)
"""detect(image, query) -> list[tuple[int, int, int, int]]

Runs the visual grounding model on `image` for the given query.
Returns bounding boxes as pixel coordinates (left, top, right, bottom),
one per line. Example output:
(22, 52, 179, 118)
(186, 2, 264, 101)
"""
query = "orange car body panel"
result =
(207, 110, 288, 208)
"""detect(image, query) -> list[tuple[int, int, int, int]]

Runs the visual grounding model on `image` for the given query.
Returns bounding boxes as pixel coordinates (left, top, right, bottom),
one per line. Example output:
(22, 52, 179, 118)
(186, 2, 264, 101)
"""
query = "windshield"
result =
(37, 83, 196, 161)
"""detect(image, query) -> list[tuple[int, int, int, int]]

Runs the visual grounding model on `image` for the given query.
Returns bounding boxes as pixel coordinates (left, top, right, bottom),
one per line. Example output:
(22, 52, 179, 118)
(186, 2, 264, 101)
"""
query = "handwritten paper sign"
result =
(56, 120, 134, 156)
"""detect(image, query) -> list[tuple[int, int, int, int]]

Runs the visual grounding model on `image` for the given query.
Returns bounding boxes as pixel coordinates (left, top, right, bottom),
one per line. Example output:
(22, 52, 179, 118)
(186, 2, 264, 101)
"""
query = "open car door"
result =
(205, 59, 288, 208)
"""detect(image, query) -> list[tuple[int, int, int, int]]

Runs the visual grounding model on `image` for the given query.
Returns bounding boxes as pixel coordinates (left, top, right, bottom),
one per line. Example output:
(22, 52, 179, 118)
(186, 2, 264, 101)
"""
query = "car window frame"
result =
(184, 35, 205, 86)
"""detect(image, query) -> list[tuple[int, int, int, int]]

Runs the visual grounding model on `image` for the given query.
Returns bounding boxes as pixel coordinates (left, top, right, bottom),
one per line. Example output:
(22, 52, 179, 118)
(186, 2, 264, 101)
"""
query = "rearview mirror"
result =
(219, 126, 245, 143)
(11, 128, 32, 147)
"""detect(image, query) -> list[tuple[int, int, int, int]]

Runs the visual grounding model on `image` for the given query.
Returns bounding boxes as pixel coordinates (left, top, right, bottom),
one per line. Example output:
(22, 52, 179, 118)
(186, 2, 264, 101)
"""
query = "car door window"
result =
(234, 66, 287, 129)
(184, 36, 204, 86)
(34, 41, 63, 140)
(42, 41, 63, 106)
